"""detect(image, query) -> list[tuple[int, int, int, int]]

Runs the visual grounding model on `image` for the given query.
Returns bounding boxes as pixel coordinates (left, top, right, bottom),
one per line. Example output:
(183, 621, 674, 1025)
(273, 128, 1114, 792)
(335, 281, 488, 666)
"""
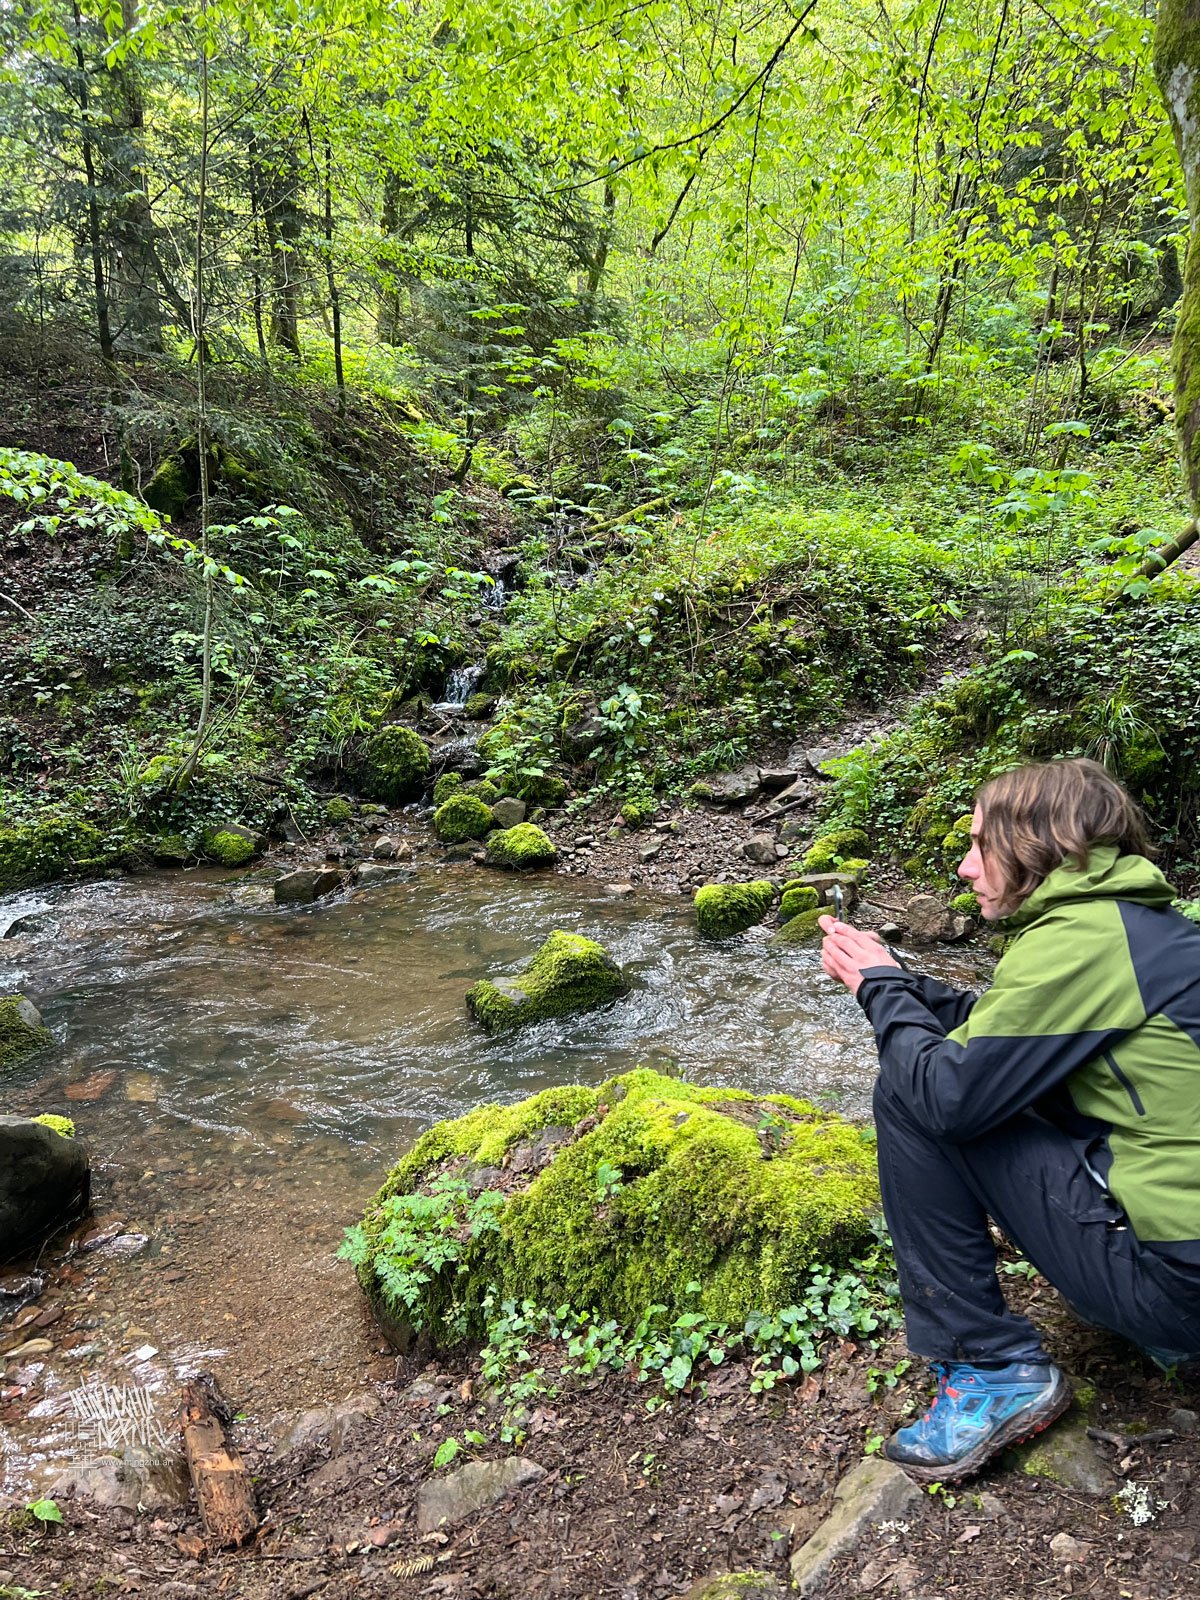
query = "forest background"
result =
(2, 0, 1200, 893)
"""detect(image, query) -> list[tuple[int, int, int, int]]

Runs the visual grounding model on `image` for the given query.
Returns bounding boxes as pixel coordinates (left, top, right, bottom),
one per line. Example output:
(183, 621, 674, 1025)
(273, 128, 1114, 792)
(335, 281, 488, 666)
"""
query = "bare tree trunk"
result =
(1154, 0, 1200, 570)
(323, 139, 345, 414)
(378, 169, 402, 344)
(70, 0, 115, 361)
(109, 0, 163, 350)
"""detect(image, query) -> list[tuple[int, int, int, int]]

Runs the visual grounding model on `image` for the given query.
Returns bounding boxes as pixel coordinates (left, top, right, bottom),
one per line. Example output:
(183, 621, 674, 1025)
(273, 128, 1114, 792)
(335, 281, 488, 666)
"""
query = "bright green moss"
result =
(800, 827, 870, 873)
(620, 795, 657, 828)
(434, 792, 495, 843)
(694, 881, 774, 938)
(201, 828, 256, 867)
(0, 995, 53, 1070)
(516, 773, 567, 808)
(470, 778, 501, 806)
(324, 796, 354, 825)
(364, 726, 431, 805)
(433, 772, 464, 807)
(485, 823, 557, 869)
(466, 930, 627, 1032)
(142, 453, 190, 518)
(0, 815, 106, 892)
(839, 857, 870, 874)
(950, 890, 980, 917)
(31, 1113, 74, 1138)
(354, 1067, 880, 1343)
(769, 906, 827, 946)
(779, 884, 820, 921)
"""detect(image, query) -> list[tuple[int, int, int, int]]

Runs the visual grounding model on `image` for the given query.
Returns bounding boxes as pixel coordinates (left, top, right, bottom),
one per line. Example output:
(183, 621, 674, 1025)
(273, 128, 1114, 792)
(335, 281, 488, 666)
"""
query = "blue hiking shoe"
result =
(883, 1360, 1071, 1483)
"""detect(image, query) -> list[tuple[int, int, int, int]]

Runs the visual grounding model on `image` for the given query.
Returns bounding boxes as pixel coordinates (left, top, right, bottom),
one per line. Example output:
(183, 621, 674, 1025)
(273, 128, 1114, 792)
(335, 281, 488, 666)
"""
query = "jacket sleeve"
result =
(856, 916, 1146, 1140)
(858, 969, 979, 1033)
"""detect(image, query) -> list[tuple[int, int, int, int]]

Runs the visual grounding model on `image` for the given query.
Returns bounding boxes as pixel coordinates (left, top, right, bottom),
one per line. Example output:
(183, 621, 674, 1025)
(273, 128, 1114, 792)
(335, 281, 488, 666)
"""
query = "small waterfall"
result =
(484, 573, 508, 611)
(432, 662, 484, 715)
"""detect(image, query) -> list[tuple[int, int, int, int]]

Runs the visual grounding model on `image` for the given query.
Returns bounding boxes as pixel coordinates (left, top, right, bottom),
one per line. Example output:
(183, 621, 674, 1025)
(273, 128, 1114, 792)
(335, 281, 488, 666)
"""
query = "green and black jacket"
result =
(857, 847, 1200, 1250)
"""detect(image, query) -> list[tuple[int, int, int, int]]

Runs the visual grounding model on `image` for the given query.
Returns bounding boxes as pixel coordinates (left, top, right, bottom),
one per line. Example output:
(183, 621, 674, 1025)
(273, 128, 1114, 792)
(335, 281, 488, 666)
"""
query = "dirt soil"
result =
(7, 1264, 1200, 1600)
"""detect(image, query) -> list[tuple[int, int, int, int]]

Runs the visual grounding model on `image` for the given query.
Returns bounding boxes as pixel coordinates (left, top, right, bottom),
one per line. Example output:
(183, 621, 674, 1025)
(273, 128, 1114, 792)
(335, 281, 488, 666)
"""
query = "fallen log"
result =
(180, 1375, 258, 1550)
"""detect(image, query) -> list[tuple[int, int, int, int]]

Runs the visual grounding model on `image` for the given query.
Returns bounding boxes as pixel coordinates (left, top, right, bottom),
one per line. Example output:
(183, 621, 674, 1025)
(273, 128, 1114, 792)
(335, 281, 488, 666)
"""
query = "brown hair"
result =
(976, 757, 1153, 905)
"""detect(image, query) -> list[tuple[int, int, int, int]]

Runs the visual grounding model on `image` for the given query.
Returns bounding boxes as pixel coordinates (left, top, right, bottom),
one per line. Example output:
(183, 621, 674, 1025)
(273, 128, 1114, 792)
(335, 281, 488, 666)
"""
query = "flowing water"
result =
(0, 863, 983, 1499)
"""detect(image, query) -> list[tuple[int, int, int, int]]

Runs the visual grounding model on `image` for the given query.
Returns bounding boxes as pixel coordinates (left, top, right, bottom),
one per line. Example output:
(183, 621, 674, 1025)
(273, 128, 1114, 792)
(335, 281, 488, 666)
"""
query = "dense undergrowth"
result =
(1, 312, 1197, 894)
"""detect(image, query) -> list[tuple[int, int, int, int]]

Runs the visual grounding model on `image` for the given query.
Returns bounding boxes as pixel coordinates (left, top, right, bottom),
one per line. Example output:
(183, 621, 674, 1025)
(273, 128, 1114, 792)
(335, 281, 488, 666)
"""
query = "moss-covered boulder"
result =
(463, 692, 497, 720)
(324, 796, 355, 825)
(1, 995, 53, 1071)
(485, 823, 557, 870)
(364, 726, 431, 805)
(694, 881, 774, 938)
(31, 1113, 75, 1138)
(514, 773, 567, 808)
(200, 825, 258, 867)
(467, 930, 627, 1032)
(801, 827, 870, 873)
(769, 907, 827, 946)
(346, 1068, 881, 1347)
(779, 884, 820, 922)
(0, 1114, 90, 1256)
(434, 792, 495, 844)
(433, 772, 464, 807)
(0, 815, 107, 892)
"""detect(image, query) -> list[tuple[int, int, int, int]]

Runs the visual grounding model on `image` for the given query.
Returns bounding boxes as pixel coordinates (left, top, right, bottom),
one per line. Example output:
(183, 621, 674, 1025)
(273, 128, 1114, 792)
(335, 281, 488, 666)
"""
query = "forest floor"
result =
(7, 1260, 1199, 1600)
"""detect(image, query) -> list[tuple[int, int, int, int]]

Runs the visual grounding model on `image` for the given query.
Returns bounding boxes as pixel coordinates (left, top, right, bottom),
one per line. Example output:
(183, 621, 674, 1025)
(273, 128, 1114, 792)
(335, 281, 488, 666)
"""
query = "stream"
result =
(0, 861, 984, 1501)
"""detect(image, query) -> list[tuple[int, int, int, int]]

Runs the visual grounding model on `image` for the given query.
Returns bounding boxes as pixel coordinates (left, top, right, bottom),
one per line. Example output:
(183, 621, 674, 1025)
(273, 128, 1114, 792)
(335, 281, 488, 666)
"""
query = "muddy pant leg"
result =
(873, 1079, 1045, 1363)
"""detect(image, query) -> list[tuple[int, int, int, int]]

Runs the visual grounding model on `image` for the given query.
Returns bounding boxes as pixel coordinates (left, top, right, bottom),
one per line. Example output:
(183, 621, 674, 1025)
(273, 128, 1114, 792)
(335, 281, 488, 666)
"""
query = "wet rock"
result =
(372, 835, 398, 860)
(124, 1072, 158, 1103)
(65, 1068, 117, 1101)
(799, 746, 837, 778)
(490, 797, 527, 829)
(1049, 1532, 1092, 1563)
(779, 819, 810, 844)
(758, 769, 800, 794)
(880, 922, 904, 943)
(605, 882, 635, 897)
(433, 736, 483, 777)
(354, 863, 414, 887)
(0, 1271, 45, 1317)
(639, 841, 663, 863)
(94, 1233, 150, 1260)
(2, 912, 56, 939)
(0, 993, 52, 1070)
(904, 894, 955, 942)
(3, 1336, 54, 1361)
(0, 1115, 90, 1256)
(1015, 1416, 1118, 1495)
(415, 1456, 546, 1533)
(52, 1445, 190, 1513)
(396, 841, 413, 862)
(765, 776, 814, 810)
(467, 931, 628, 1033)
(274, 869, 346, 905)
(742, 834, 783, 866)
(789, 1457, 922, 1595)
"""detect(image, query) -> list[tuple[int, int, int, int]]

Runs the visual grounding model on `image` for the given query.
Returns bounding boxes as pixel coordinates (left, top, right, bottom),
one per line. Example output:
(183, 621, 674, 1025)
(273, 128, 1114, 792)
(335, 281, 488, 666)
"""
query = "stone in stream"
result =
(274, 868, 346, 905)
(372, 835, 398, 859)
(0, 994, 52, 1071)
(0, 1115, 90, 1257)
(484, 823, 557, 870)
(354, 863, 414, 887)
(52, 1444, 190, 1513)
(694, 880, 774, 938)
(466, 931, 627, 1033)
(349, 1068, 880, 1354)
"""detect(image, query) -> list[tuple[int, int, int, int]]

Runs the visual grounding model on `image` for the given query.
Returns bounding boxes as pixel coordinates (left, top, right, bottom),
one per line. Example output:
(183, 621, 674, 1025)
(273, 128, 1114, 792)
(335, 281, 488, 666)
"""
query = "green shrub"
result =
(801, 828, 870, 873)
(621, 794, 657, 828)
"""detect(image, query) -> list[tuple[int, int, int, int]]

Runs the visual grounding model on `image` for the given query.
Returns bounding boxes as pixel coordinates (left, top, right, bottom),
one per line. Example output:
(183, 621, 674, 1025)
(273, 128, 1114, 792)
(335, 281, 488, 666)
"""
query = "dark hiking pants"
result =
(874, 1078, 1200, 1364)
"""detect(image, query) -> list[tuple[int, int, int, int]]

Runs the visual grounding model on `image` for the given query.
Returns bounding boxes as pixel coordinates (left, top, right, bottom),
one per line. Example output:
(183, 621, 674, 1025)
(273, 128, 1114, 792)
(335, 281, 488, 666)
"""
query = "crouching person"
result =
(820, 757, 1200, 1482)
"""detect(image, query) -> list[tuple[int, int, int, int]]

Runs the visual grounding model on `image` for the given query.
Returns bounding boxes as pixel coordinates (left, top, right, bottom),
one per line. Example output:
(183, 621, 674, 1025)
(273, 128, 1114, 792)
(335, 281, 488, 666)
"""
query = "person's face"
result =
(957, 805, 1011, 921)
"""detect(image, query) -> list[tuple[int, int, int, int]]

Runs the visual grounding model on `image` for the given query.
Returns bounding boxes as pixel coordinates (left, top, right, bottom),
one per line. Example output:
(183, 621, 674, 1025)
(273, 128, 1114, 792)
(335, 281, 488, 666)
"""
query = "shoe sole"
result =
(884, 1369, 1073, 1486)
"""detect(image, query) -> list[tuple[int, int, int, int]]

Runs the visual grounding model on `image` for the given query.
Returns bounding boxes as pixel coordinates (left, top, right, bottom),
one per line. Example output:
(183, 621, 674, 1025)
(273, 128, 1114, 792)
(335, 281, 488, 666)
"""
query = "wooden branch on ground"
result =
(1137, 518, 1198, 579)
(180, 1374, 259, 1550)
(585, 496, 668, 535)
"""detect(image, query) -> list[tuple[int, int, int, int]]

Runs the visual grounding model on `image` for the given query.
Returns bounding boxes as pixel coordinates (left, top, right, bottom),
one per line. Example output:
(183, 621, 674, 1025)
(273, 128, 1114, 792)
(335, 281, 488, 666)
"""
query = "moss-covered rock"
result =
(349, 1067, 881, 1345)
(485, 823, 557, 870)
(31, 1113, 74, 1138)
(779, 884, 820, 922)
(694, 881, 774, 938)
(324, 796, 355, 825)
(0, 816, 107, 892)
(434, 792, 495, 844)
(470, 778, 501, 806)
(142, 453, 191, 518)
(152, 832, 191, 866)
(950, 890, 981, 918)
(200, 826, 257, 867)
(364, 726, 431, 805)
(433, 772, 464, 807)
(463, 692, 497, 720)
(1, 994, 53, 1071)
(620, 795, 657, 828)
(467, 930, 627, 1032)
(769, 907, 827, 946)
(800, 828, 870, 873)
(515, 773, 567, 808)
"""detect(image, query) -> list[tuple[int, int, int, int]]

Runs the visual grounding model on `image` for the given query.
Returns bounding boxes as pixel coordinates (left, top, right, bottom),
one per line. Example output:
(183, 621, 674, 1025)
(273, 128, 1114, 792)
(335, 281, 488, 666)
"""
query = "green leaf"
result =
(433, 1437, 462, 1469)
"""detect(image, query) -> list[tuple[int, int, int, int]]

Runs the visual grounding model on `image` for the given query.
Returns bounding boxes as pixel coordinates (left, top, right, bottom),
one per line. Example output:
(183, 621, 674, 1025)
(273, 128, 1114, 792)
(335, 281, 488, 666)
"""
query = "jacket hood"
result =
(1007, 844, 1176, 929)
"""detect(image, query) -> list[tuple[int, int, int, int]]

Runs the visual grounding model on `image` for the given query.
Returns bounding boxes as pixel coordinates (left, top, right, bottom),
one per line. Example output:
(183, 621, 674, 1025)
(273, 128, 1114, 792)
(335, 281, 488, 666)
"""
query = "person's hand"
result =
(819, 916, 900, 996)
